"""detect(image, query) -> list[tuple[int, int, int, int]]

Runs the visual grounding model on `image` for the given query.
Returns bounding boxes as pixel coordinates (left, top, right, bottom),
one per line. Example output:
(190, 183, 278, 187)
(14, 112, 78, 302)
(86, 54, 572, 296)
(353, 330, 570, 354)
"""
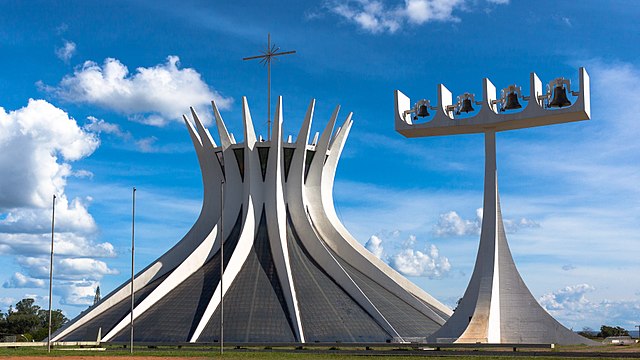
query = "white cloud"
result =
(403, 0, 464, 24)
(0, 100, 117, 306)
(14, 256, 117, 280)
(43, 56, 233, 126)
(84, 116, 130, 139)
(55, 279, 100, 306)
(539, 284, 640, 329)
(55, 40, 76, 63)
(72, 169, 94, 179)
(0, 99, 99, 209)
(135, 136, 159, 153)
(433, 209, 481, 237)
(389, 243, 451, 278)
(83, 116, 179, 153)
(365, 235, 384, 258)
(503, 217, 540, 233)
(365, 232, 451, 278)
(331, 1, 401, 34)
(3, 272, 46, 288)
(539, 283, 595, 311)
(56, 258, 118, 279)
(0, 297, 15, 310)
(432, 208, 539, 237)
(0, 197, 96, 235)
(0, 233, 115, 259)
(324, 0, 507, 34)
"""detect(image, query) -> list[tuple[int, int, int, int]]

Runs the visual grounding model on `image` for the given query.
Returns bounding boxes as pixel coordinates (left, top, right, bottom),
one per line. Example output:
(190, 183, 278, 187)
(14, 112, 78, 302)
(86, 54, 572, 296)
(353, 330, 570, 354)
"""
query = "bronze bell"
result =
(459, 98, 474, 113)
(417, 103, 430, 117)
(548, 85, 571, 108)
(503, 92, 522, 111)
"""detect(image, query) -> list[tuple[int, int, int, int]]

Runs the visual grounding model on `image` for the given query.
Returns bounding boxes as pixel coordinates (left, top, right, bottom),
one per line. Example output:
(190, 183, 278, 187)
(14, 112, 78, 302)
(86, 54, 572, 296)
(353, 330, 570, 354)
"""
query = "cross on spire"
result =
(243, 33, 296, 140)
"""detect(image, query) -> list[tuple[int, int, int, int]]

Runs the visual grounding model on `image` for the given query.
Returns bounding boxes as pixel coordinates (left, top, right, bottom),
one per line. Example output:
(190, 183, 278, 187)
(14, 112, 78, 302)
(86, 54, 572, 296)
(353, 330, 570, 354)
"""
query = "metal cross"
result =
(243, 33, 296, 140)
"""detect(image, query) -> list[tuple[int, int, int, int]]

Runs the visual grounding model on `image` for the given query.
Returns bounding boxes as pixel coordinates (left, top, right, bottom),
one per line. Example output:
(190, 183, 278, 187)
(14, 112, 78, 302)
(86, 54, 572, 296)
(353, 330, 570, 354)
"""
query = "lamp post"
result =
(636, 325, 639, 340)
(47, 194, 56, 353)
(219, 179, 224, 355)
(130, 187, 136, 353)
(394, 68, 591, 344)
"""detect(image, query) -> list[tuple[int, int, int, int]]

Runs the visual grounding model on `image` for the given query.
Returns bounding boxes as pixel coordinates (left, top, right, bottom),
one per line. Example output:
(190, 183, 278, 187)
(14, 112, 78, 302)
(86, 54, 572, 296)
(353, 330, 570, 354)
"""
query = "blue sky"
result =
(0, 0, 638, 332)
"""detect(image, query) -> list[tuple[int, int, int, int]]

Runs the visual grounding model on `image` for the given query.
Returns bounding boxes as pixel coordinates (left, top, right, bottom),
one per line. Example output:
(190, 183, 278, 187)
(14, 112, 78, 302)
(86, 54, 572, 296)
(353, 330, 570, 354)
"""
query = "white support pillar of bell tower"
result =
(394, 68, 596, 344)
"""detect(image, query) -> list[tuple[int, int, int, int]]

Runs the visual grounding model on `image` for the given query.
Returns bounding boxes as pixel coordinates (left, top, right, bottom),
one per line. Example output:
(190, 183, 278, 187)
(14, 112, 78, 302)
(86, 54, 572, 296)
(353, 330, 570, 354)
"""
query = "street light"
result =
(130, 187, 136, 354)
(219, 179, 224, 355)
(47, 194, 56, 353)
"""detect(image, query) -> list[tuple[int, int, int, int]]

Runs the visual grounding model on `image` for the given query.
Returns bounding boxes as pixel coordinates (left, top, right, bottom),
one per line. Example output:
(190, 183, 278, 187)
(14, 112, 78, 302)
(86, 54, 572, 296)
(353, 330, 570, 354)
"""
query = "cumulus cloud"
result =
(539, 284, 640, 329)
(433, 209, 481, 237)
(13, 255, 116, 280)
(432, 208, 539, 237)
(55, 279, 100, 306)
(324, 0, 507, 34)
(55, 40, 76, 63)
(365, 235, 384, 258)
(365, 232, 451, 278)
(0, 197, 96, 235)
(0, 100, 116, 305)
(56, 258, 118, 279)
(0, 233, 115, 259)
(539, 283, 595, 311)
(42, 56, 232, 126)
(389, 244, 451, 278)
(3, 272, 46, 288)
(0, 99, 99, 209)
(3, 257, 115, 307)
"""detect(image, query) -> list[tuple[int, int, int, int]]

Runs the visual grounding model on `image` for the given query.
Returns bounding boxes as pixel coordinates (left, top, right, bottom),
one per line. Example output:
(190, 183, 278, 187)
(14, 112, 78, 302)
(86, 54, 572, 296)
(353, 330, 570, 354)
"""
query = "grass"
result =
(0, 343, 638, 359)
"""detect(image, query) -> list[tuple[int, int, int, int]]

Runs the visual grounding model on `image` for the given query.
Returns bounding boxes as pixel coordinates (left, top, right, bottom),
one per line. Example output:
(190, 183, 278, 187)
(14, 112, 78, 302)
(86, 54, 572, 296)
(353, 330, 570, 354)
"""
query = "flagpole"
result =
(130, 187, 136, 354)
(47, 194, 56, 353)
(219, 179, 224, 355)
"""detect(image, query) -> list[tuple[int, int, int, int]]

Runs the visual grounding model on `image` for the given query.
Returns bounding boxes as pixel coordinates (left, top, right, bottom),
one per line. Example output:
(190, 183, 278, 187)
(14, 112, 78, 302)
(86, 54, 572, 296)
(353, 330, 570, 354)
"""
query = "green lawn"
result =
(0, 343, 638, 359)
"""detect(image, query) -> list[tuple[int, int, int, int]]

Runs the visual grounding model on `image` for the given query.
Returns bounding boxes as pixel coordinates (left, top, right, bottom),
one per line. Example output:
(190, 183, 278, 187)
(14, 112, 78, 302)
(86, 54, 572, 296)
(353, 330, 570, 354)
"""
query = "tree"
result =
(598, 325, 629, 338)
(6, 299, 40, 336)
(0, 298, 68, 341)
(0, 310, 8, 336)
(15, 298, 40, 315)
(578, 326, 596, 338)
(32, 308, 68, 341)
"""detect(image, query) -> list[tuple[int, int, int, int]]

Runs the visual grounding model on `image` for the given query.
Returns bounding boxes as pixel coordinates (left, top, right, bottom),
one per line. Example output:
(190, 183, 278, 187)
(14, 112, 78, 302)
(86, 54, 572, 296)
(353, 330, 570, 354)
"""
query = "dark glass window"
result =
(283, 147, 295, 182)
(233, 148, 244, 182)
(257, 147, 269, 181)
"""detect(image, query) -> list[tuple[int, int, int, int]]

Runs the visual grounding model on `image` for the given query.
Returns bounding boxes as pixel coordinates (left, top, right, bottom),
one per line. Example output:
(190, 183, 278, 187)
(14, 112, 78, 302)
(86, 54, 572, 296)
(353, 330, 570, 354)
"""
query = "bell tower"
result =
(395, 68, 595, 344)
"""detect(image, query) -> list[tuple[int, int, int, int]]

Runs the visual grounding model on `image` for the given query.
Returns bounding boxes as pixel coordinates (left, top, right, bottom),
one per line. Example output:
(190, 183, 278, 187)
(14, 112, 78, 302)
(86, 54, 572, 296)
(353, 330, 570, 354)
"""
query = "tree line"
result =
(578, 325, 631, 339)
(0, 298, 67, 342)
